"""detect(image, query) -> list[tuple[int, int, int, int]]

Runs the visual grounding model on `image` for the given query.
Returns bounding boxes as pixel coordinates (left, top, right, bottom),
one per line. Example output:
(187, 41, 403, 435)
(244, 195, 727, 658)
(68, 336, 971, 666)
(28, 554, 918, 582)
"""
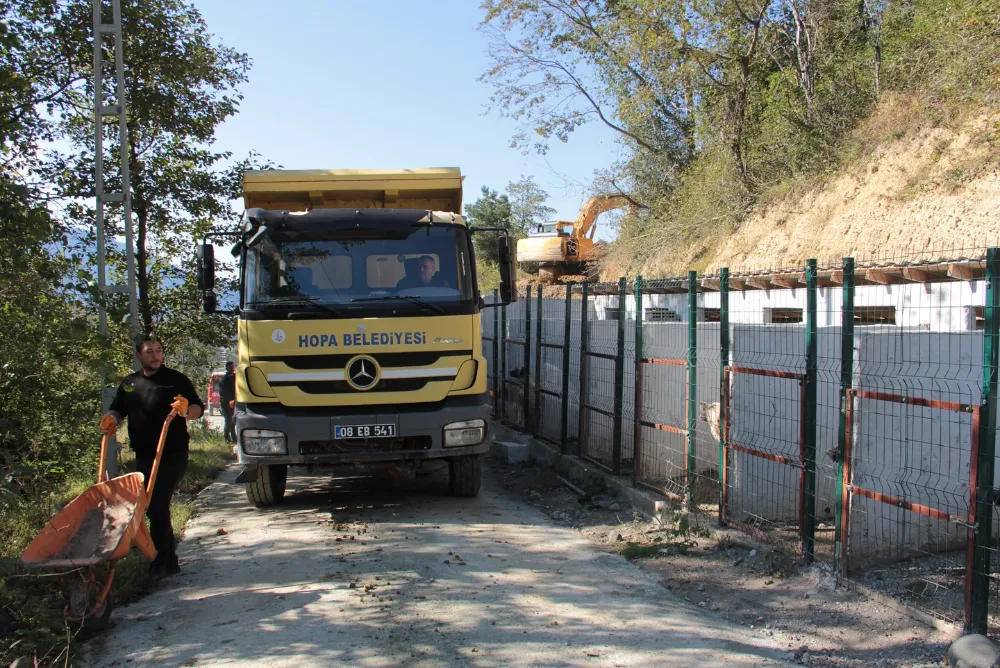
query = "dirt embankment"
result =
(631, 101, 1000, 277)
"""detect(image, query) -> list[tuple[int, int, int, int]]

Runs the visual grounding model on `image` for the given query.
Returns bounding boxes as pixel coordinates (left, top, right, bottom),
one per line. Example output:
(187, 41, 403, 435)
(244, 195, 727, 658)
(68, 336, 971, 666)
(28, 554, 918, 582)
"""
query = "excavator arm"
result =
(573, 195, 629, 242)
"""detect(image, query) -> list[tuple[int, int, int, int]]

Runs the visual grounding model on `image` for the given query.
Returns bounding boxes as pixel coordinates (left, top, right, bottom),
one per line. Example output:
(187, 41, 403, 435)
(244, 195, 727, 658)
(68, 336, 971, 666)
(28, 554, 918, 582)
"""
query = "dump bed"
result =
(243, 168, 463, 213)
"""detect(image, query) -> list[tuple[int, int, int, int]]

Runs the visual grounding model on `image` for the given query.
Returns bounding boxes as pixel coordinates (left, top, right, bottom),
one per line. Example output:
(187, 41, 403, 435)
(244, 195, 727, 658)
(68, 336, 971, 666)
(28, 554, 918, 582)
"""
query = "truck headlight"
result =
(443, 419, 486, 447)
(242, 429, 287, 455)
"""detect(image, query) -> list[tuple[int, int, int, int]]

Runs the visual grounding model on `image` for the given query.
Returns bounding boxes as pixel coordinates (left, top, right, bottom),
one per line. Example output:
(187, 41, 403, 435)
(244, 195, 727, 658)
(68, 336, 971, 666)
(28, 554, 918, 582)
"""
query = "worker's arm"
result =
(176, 373, 206, 420)
(101, 383, 128, 434)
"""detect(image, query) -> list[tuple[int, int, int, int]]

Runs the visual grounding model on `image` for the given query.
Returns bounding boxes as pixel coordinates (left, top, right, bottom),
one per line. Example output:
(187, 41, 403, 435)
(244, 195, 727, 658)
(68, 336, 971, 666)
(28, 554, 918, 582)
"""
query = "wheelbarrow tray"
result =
(20, 472, 156, 569)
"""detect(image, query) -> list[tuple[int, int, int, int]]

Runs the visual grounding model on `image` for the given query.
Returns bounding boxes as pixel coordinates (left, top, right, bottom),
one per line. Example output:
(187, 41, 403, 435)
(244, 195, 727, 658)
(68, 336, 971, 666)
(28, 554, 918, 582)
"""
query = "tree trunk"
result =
(127, 128, 153, 335)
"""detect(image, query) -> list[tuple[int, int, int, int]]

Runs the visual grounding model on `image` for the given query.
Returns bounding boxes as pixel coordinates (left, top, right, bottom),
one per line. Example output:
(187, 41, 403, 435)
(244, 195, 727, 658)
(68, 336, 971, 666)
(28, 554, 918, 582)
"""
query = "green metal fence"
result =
(487, 248, 1000, 634)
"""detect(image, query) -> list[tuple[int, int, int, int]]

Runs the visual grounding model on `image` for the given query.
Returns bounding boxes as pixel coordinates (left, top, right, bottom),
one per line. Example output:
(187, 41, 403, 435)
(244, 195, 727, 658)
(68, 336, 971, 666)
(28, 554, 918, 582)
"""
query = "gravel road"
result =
(82, 464, 788, 667)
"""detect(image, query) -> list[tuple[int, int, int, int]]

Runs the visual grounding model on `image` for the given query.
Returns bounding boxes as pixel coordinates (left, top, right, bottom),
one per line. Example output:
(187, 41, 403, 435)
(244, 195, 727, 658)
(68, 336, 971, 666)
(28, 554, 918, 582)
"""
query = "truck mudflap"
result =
(233, 395, 492, 469)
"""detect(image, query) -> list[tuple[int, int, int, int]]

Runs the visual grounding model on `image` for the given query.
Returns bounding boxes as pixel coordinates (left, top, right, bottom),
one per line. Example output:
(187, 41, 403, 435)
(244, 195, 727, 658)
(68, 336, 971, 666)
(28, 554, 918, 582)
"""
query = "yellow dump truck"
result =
(197, 168, 516, 506)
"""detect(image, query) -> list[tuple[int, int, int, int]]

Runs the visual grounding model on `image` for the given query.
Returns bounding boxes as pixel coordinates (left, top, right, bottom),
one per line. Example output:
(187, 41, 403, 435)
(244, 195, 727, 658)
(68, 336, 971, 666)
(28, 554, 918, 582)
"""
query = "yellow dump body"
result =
(243, 168, 463, 213)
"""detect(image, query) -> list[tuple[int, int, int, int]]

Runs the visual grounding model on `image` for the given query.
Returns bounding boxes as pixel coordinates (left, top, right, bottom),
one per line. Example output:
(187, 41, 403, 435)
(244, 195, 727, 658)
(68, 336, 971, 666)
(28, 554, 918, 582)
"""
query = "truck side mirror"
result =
(498, 236, 517, 304)
(197, 243, 217, 313)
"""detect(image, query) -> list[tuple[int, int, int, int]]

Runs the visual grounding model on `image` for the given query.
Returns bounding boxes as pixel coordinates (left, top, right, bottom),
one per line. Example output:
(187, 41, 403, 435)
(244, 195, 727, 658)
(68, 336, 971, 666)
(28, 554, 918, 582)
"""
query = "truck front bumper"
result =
(233, 395, 492, 468)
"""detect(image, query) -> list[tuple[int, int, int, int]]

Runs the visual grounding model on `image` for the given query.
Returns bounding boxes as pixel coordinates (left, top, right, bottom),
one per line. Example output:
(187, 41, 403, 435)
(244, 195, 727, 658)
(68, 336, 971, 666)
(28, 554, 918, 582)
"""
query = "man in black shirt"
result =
(219, 362, 237, 444)
(101, 336, 204, 576)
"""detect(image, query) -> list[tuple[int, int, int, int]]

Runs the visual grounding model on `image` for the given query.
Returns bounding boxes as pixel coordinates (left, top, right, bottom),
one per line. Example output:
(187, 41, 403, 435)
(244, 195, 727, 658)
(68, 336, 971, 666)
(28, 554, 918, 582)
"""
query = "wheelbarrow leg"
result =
(134, 520, 158, 561)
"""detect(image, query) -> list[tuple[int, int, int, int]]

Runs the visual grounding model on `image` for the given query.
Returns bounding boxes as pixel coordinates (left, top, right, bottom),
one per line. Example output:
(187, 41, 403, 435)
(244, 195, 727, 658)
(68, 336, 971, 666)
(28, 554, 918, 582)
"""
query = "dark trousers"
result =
(135, 451, 188, 564)
(221, 404, 236, 443)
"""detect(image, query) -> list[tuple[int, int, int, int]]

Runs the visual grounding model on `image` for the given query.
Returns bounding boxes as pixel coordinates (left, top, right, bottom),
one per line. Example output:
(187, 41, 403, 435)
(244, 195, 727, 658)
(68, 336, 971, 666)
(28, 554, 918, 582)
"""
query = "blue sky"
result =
(194, 0, 623, 240)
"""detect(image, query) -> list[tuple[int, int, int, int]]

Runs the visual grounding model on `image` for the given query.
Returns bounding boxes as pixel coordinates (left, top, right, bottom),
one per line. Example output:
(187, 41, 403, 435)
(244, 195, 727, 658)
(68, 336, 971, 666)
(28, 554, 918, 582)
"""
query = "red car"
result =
(207, 371, 225, 416)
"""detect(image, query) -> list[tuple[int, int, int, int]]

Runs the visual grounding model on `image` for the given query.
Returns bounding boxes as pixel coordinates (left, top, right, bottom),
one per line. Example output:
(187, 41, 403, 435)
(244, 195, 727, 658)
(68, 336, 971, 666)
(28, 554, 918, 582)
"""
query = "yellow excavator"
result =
(516, 195, 628, 283)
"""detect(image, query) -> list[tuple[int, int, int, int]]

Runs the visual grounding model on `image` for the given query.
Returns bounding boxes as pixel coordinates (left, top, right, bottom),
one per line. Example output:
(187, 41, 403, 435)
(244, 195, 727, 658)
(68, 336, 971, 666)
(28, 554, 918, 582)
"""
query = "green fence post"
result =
(577, 281, 590, 456)
(969, 248, 1000, 634)
(803, 259, 819, 562)
(492, 289, 499, 416)
(834, 257, 855, 576)
(535, 285, 544, 432)
(687, 271, 698, 509)
(560, 282, 573, 452)
(633, 276, 644, 487)
(523, 284, 532, 430)
(612, 277, 627, 475)
(719, 268, 730, 526)
(501, 297, 508, 423)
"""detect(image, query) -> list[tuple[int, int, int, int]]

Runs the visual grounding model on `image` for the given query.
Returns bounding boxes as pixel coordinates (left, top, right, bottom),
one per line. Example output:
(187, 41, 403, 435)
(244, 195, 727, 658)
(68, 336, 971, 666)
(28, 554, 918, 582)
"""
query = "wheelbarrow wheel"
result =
(64, 570, 114, 631)
(83, 592, 113, 631)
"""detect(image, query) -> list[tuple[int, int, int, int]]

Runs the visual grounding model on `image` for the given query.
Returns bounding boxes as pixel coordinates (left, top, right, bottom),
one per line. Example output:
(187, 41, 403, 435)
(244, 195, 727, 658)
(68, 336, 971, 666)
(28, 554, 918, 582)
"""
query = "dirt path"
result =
(495, 463, 954, 668)
(81, 465, 787, 667)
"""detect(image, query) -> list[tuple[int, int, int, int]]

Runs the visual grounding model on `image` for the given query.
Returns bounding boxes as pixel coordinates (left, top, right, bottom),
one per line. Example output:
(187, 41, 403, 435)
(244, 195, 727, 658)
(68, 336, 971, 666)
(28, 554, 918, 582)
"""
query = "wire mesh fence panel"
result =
(634, 278, 689, 498)
(565, 287, 584, 448)
(579, 283, 622, 472)
(813, 283, 844, 564)
(481, 292, 499, 417)
(725, 284, 809, 554)
(839, 277, 984, 628)
(502, 289, 531, 429)
(534, 292, 570, 445)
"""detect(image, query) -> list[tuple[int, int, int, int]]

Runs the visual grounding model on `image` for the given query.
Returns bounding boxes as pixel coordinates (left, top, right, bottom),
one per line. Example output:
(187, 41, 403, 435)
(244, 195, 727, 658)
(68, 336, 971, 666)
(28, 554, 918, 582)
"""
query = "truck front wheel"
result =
(245, 464, 287, 507)
(449, 455, 481, 498)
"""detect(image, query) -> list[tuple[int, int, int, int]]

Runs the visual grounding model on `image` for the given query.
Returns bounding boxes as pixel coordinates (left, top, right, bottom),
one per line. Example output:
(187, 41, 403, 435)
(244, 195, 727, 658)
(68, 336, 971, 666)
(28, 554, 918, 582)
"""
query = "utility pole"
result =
(94, 0, 140, 478)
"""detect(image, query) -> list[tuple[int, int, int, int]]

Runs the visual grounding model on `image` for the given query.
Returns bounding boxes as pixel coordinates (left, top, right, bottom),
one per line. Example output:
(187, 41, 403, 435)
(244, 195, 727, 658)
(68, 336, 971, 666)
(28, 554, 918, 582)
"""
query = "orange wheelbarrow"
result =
(19, 410, 178, 630)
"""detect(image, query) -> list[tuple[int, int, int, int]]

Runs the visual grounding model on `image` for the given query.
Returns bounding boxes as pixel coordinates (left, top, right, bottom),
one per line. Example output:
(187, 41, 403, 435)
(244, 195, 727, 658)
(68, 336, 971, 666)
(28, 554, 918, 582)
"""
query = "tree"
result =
(465, 185, 514, 265)
(44, 0, 252, 355)
(506, 175, 556, 236)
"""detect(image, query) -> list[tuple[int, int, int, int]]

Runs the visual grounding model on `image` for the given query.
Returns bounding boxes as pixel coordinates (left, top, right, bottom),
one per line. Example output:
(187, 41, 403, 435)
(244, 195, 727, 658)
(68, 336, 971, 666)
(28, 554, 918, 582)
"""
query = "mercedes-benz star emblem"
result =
(346, 355, 379, 391)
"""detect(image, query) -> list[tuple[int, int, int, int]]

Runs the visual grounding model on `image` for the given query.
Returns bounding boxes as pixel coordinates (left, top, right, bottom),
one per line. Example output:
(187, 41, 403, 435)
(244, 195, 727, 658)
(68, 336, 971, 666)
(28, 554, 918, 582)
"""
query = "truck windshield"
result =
(244, 224, 475, 308)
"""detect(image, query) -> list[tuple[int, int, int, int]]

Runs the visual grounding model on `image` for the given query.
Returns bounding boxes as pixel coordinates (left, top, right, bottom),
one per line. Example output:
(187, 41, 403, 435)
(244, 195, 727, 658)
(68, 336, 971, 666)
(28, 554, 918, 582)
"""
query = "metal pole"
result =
(560, 282, 573, 451)
(111, 0, 140, 339)
(835, 257, 856, 576)
(969, 247, 1000, 634)
(611, 277, 627, 475)
(633, 276, 644, 486)
(803, 259, 819, 562)
(523, 284, 532, 430)
(577, 281, 590, 456)
(534, 284, 543, 433)
(719, 268, 730, 525)
(687, 271, 698, 509)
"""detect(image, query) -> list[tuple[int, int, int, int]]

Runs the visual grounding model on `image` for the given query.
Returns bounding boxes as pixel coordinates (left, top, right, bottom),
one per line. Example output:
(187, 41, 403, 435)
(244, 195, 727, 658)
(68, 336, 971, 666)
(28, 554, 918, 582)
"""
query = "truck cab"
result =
(197, 168, 515, 506)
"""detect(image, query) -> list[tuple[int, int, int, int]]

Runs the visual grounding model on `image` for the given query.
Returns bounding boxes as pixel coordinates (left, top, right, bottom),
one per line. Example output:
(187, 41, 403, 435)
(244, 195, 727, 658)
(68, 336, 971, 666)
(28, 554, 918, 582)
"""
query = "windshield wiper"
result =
(351, 295, 445, 314)
(249, 297, 346, 318)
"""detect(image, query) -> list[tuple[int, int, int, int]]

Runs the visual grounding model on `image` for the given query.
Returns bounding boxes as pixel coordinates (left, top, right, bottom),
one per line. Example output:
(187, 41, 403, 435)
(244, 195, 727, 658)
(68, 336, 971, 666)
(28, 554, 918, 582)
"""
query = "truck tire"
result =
(449, 455, 481, 498)
(245, 464, 287, 507)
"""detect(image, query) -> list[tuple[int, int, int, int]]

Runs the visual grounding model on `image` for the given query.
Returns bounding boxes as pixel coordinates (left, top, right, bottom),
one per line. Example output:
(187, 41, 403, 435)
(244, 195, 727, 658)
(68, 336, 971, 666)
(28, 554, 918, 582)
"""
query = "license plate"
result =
(334, 424, 396, 439)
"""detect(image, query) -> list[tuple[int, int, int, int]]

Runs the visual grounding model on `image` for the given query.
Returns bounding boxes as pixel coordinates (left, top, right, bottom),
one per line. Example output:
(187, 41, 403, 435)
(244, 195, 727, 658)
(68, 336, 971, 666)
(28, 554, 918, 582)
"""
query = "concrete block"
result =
(949, 634, 1000, 667)
(492, 440, 531, 464)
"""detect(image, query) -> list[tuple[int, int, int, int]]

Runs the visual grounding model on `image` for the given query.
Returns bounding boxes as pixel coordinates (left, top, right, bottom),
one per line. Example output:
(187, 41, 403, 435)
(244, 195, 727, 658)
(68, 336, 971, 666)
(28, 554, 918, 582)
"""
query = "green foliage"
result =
(465, 185, 514, 266)
(0, 1, 257, 659)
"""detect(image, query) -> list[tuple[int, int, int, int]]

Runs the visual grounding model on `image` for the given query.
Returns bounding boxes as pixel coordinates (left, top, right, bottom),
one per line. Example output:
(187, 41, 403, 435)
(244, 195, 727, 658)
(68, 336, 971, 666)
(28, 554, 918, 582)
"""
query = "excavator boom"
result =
(574, 195, 629, 242)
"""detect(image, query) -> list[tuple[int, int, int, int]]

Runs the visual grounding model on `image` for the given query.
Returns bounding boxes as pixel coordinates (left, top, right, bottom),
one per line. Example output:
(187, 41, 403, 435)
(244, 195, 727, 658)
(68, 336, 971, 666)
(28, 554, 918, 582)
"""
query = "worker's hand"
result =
(100, 414, 117, 436)
(171, 395, 190, 417)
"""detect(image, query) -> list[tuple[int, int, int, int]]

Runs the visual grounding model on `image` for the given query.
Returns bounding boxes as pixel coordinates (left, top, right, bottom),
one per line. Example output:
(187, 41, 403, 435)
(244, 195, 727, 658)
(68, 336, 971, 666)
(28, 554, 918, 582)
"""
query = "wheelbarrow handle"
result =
(145, 409, 178, 497)
(97, 434, 110, 484)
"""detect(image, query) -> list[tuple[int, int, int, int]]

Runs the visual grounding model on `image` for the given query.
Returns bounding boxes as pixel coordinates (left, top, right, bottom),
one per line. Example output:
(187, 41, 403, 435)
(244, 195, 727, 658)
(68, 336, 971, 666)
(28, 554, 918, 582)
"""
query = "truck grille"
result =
(299, 436, 432, 455)
(279, 378, 435, 394)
